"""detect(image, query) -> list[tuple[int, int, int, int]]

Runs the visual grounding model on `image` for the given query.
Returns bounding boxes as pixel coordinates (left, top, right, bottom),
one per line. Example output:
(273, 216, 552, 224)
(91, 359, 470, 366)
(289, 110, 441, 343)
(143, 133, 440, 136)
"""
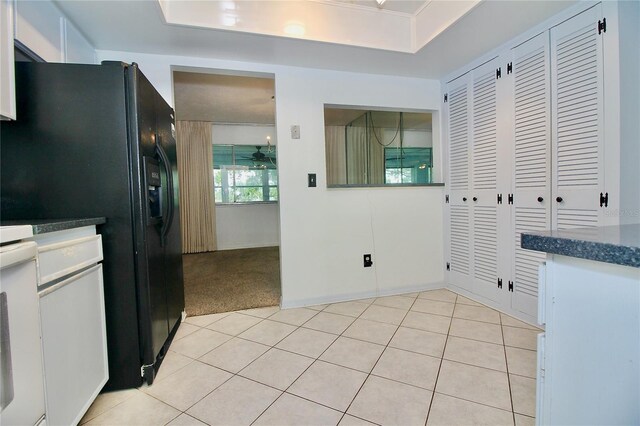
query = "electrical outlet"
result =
(291, 125, 300, 139)
(363, 254, 373, 267)
(308, 173, 316, 187)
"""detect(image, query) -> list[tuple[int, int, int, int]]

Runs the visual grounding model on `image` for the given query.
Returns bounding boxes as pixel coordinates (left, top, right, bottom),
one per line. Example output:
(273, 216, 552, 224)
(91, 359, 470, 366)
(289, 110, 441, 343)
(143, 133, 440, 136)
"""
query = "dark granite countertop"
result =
(0, 218, 106, 234)
(521, 224, 640, 268)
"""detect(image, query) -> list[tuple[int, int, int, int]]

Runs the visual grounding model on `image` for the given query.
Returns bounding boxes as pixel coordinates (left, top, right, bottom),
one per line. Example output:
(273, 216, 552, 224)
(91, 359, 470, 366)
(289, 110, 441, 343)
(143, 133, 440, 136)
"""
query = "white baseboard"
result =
(216, 243, 280, 251)
(280, 281, 447, 310)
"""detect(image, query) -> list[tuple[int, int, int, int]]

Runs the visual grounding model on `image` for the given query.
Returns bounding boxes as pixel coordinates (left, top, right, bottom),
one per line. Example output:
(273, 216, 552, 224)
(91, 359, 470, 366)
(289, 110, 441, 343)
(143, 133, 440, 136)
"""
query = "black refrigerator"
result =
(0, 61, 185, 390)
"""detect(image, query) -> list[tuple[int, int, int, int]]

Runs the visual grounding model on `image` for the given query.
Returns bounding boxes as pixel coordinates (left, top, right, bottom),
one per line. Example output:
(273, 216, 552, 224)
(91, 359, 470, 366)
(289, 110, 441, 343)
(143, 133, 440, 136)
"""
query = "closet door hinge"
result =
(446, 194, 449, 203)
(444, 93, 448, 103)
(498, 278, 503, 289)
(496, 67, 502, 79)
(446, 262, 450, 271)
(508, 194, 514, 204)
(600, 192, 609, 207)
(508, 281, 514, 292)
(598, 18, 606, 34)
(497, 193, 502, 204)
(506, 62, 513, 74)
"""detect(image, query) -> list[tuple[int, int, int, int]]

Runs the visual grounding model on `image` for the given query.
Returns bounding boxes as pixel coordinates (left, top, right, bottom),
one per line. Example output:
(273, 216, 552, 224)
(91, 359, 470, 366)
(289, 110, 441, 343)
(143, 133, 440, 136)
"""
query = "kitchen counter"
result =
(1, 217, 106, 235)
(521, 224, 640, 268)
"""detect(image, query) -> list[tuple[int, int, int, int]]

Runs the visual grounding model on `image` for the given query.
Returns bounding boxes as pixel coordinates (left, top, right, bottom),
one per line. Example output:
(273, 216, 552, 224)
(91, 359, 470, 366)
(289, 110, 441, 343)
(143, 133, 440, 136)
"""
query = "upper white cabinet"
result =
(443, 2, 616, 322)
(1, 0, 16, 120)
(13, 0, 95, 63)
(14, 0, 64, 62)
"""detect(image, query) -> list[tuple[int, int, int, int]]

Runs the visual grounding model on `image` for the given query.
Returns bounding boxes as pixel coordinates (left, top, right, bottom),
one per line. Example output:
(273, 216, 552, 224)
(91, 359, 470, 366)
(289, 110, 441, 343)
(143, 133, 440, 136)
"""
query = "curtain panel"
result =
(176, 121, 217, 253)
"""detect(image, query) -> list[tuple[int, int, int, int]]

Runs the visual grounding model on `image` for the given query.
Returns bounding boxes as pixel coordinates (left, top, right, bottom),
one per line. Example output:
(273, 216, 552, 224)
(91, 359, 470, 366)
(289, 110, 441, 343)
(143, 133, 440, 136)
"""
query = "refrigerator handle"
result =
(156, 138, 174, 246)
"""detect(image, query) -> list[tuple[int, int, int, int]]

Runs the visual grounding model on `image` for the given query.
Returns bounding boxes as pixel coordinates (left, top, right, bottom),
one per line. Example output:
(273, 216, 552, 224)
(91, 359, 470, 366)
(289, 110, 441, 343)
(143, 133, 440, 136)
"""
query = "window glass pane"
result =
(213, 145, 234, 168)
(384, 147, 432, 184)
(212, 144, 278, 203)
(269, 187, 279, 201)
(268, 169, 278, 186)
(235, 169, 264, 187)
(234, 187, 263, 202)
(213, 169, 222, 187)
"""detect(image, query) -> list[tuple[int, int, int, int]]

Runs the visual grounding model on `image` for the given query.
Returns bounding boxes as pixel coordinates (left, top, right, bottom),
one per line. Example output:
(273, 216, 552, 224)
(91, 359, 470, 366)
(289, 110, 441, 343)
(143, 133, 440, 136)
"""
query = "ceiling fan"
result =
(240, 146, 277, 166)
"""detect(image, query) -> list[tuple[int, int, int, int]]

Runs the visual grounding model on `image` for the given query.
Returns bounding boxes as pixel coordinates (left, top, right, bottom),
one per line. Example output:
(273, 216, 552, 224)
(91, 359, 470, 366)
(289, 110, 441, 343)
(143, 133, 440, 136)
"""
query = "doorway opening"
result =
(172, 68, 280, 316)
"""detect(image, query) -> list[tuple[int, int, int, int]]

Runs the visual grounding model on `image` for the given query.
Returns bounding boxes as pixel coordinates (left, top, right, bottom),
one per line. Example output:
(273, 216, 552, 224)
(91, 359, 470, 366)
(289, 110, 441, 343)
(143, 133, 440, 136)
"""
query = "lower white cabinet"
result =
(536, 255, 640, 425)
(30, 225, 108, 426)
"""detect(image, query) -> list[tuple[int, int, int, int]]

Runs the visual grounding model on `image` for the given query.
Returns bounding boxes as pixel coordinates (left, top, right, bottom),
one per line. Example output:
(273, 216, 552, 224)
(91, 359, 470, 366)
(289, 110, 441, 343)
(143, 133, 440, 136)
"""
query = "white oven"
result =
(0, 231, 46, 425)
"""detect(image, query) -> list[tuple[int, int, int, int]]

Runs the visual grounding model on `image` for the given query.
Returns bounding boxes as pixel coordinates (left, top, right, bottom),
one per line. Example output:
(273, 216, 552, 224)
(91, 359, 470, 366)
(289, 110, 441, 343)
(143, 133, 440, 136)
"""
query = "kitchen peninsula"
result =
(522, 224, 640, 425)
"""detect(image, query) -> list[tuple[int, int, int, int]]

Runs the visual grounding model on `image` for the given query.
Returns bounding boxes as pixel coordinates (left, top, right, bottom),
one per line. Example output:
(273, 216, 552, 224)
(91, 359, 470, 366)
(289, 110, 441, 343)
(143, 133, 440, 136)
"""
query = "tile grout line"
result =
(103, 290, 534, 425)
(338, 292, 431, 425)
(423, 292, 458, 426)
(245, 298, 393, 425)
(500, 312, 518, 425)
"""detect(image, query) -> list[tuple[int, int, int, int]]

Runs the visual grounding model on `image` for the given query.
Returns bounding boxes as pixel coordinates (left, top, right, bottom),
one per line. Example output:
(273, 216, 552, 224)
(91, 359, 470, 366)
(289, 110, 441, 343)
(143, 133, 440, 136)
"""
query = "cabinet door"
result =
(511, 32, 551, 317)
(1, 0, 15, 120)
(470, 58, 502, 302)
(446, 73, 472, 293)
(550, 4, 605, 230)
(39, 265, 108, 426)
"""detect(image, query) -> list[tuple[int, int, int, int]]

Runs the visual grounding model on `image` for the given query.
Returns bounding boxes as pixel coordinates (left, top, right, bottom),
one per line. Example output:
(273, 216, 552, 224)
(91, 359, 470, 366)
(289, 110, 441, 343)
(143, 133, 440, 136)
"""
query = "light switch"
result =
(291, 125, 300, 139)
(308, 173, 316, 187)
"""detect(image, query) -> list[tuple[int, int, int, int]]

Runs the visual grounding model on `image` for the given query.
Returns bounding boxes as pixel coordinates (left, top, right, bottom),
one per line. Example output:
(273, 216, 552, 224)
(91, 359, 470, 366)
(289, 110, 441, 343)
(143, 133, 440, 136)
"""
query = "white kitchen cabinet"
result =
(13, 0, 95, 63)
(14, 0, 65, 62)
(536, 255, 639, 425)
(29, 225, 108, 426)
(1, 0, 15, 120)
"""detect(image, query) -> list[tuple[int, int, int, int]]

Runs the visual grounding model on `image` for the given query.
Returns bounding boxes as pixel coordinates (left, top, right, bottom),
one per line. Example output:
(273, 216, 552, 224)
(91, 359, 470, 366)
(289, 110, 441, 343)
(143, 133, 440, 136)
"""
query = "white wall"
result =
(211, 123, 280, 250)
(215, 203, 280, 250)
(96, 50, 445, 307)
(616, 0, 640, 224)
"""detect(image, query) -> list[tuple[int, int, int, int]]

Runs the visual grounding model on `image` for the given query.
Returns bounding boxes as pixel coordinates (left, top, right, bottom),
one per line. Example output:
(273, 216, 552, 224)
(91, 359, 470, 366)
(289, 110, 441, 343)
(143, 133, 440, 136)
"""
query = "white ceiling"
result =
(54, 0, 576, 79)
(332, 0, 428, 15)
(56, 0, 576, 126)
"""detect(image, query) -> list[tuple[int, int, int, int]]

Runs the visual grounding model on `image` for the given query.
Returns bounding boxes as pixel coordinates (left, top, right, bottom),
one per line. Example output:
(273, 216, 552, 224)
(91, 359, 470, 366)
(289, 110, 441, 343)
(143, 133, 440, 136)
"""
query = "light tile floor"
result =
(81, 289, 541, 426)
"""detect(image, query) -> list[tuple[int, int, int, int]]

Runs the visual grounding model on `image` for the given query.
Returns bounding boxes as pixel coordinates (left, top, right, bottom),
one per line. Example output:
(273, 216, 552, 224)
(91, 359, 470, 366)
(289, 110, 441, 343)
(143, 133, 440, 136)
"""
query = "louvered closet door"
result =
(511, 32, 551, 317)
(470, 58, 501, 302)
(551, 4, 605, 230)
(446, 74, 472, 292)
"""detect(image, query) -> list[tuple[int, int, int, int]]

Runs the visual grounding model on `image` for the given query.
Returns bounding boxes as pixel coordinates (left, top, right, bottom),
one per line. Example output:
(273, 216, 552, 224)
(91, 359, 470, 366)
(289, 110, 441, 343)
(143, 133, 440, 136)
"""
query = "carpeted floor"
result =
(182, 246, 281, 316)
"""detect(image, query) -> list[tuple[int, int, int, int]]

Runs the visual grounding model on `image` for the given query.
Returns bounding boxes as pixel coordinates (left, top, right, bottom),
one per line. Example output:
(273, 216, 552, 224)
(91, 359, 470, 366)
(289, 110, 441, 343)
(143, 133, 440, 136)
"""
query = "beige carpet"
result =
(182, 246, 281, 316)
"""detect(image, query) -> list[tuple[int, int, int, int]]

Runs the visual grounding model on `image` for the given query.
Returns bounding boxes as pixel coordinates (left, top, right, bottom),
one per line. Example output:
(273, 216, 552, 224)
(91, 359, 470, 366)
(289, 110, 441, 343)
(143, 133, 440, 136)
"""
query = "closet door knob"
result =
(473, 197, 478, 202)
(556, 196, 563, 203)
(537, 197, 544, 203)
(463, 197, 467, 202)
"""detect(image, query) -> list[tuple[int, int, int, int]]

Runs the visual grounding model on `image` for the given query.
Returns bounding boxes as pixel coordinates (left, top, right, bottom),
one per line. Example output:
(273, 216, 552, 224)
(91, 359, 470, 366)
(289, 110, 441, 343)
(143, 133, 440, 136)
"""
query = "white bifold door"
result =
(551, 4, 605, 230)
(510, 32, 552, 317)
(446, 57, 507, 304)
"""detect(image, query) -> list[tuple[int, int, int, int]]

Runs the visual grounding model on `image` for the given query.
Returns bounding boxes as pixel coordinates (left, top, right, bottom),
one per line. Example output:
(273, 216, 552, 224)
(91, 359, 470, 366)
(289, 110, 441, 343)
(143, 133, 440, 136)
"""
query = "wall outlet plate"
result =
(291, 125, 300, 139)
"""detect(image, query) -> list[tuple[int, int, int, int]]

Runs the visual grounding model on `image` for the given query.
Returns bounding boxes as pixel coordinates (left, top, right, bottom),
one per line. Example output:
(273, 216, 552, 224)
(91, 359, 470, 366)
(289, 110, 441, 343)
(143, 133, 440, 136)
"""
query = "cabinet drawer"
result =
(37, 235, 103, 284)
